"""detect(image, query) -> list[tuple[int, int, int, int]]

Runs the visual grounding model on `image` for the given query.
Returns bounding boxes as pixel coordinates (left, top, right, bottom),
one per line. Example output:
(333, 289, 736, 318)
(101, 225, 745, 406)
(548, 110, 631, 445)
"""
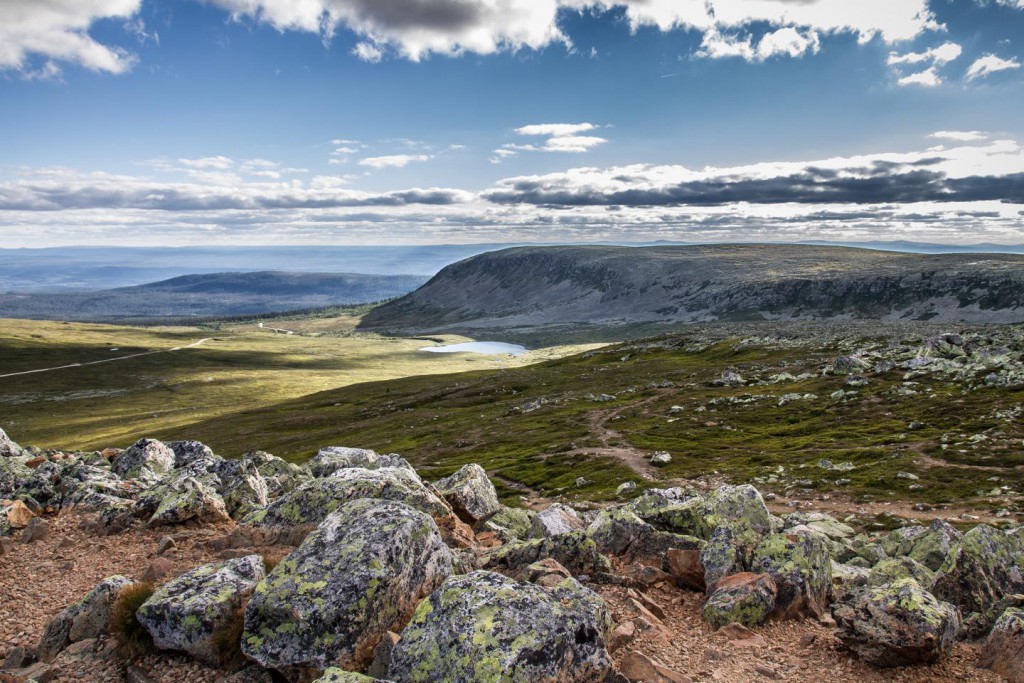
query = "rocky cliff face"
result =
(359, 245, 1024, 333)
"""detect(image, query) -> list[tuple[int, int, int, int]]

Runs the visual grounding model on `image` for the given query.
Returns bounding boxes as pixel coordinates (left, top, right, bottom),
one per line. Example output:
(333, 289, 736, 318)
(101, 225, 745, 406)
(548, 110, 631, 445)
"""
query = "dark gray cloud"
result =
(484, 168, 1024, 207)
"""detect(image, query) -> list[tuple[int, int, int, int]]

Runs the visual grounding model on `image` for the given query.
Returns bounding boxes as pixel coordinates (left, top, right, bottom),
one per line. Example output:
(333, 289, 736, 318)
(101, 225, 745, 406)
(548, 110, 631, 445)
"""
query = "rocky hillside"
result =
(359, 245, 1024, 335)
(0, 271, 427, 323)
(1, 428, 1023, 682)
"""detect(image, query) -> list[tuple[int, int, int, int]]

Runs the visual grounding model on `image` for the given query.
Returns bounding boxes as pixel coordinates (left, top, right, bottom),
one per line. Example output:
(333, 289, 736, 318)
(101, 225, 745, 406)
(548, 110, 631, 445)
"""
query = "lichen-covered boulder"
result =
(703, 485, 773, 549)
(962, 594, 1024, 641)
(587, 507, 651, 556)
(112, 438, 175, 484)
(629, 487, 696, 519)
(0, 456, 31, 498)
(386, 571, 613, 683)
(702, 573, 778, 630)
(868, 558, 935, 589)
(480, 530, 611, 579)
(243, 499, 453, 670)
(646, 497, 707, 538)
(979, 607, 1024, 682)
(314, 671, 392, 683)
(904, 520, 962, 571)
(529, 503, 584, 539)
(752, 528, 832, 619)
(137, 555, 265, 665)
(832, 562, 871, 589)
(933, 525, 1024, 615)
(243, 450, 310, 498)
(167, 440, 215, 469)
(36, 576, 136, 662)
(146, 475, 231, 527)
(478, 505, 534, 541)
(701, 527, 744, 592)
(214, 458, 269, 519)
(59, 463, 140, 512)
(245, 466, 450, 529)
(309, 446, 415, 478)
(832, 579, 961, 668)
(0, 427, 22, 458)
(433, 464, 501, 524)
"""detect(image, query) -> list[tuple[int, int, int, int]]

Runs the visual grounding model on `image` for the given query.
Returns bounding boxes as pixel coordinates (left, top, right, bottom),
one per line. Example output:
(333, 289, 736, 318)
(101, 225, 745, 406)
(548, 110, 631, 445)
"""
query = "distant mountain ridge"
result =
(359, 245, 1024, 334)
(0, 271, 428, 323)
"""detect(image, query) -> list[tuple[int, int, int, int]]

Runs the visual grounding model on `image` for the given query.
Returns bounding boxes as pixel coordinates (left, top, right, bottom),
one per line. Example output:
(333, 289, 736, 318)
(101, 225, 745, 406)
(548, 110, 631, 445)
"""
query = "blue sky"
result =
(1, 0, 1023, 246)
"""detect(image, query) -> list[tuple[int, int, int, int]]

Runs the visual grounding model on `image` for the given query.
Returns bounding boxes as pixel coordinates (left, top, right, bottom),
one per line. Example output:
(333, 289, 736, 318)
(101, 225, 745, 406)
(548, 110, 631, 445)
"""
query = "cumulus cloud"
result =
(483, 139, 1024, 207)
(888, 42, 961, 86)
(931, 131, 987, 141)
(966, 53, 1022, 80)
(0, 0, 142, 76)
(493, 122, 607, 162)
(358, 154, 432, 169)
(201, 0, 938, 66)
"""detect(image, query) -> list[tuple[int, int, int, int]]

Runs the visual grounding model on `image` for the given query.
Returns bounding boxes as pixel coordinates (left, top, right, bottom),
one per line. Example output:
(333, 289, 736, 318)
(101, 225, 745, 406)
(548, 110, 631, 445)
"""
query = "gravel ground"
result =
(0, 511, 1007, 683)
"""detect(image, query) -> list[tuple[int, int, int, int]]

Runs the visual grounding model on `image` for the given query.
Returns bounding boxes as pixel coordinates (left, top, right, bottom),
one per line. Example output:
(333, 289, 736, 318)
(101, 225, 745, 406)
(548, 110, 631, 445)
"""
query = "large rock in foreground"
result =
(979, 607, 1024, 683)
(702, 572, 777, 630)
(831, 579, 961, 668)
(244, 467, 450, 529)
(386, 571, 613, 683)
(37, 576, 136, 662)
(137, 555, 265, 665)
(932, 524, 1024, 616)
(433, 463, 501, 524)
(243, 499, 453, 671)
(112, 438, 175, 483)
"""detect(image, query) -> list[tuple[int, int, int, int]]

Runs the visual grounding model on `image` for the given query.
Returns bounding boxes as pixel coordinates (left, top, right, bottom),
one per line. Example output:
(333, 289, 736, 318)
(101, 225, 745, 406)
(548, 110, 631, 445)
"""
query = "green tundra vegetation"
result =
(2, 312, 1022, 515)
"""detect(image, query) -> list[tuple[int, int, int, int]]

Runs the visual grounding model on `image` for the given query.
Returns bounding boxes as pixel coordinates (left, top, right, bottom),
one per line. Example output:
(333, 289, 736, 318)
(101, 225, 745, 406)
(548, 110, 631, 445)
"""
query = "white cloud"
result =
(888, 42, 961, 87)
(178, 156, 236, 170)
(966, 53, 1022, 80)
(515, 123, 597, 136)
(358, 154, 432, 169)
(202, 0, 938, 66)
(931, 131, 987, 141)
(888, 42, 962, 67)
(352, 41, 383, 63)
(495, 122, 607, 162)
(0, 0, 141, 75)
(898, 67, 942, 87)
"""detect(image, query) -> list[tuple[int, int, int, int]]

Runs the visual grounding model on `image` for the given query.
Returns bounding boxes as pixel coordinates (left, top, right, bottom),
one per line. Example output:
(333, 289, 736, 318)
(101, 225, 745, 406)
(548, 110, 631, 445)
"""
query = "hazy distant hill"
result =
(360, 245, 1024, 334)
(0, 271, 428, 323)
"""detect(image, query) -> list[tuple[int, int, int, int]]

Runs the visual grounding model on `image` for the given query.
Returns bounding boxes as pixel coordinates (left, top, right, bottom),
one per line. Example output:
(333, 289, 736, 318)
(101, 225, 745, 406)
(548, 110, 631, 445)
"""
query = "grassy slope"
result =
(126, 329, 1024, 509)
(0, 316, 595, 452)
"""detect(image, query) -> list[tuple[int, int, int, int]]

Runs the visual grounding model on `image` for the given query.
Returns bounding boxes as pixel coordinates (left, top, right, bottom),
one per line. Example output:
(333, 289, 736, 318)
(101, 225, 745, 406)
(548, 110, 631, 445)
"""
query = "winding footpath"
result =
(0, 338, 213, 379)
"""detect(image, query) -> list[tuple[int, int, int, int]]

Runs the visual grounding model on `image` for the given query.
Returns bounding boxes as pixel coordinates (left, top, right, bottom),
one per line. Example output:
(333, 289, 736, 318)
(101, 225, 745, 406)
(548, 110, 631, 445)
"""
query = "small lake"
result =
(420, 341, 527, 356)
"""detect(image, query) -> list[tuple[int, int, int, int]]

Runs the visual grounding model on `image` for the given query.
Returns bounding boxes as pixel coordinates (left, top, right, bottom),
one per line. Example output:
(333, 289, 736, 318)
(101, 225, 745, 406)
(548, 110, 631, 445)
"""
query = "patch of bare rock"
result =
(1, 428, 1021, 682)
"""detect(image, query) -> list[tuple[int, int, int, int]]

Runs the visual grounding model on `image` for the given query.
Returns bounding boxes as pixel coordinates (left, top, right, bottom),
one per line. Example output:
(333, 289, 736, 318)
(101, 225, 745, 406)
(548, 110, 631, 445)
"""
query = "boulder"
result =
(244, 467, 450, 529)
(867, 558, 935, 589)
(529, 503, 584, 539)
(979, 607, 1024, 682)
(904, 520, 962, 572)
(663, 547, 707, 592)
(0, 456, 31, 499)
(243, 499, 453, 670)
(629, 487, 696, 519)
(111, 438, 174, 484)
(478, 505, 534, 541)
(167, 440, 215, 469)
(242, 450, 310, 498)
(386, 571, 613, 683)
(0, 428, 22, 458)
(37, 576, 136, 662)
(701, 527, 744, 592)
(146, 475, 231, 527)
(433, 464, 501, 524)
(481, 530, 611, 579)
(5, 499, 35, 529)
(932, 525, 1024, 615)
(313, 671, 391, 683)
(137, 555, 265, 666)
(702, 573, 778, 630)
(215, 459, 269, 520)
(832, 579, 961, 668)
(587, 507, 651, 557)
(751, 529, 832, 619)
(309, 446, 414, 478)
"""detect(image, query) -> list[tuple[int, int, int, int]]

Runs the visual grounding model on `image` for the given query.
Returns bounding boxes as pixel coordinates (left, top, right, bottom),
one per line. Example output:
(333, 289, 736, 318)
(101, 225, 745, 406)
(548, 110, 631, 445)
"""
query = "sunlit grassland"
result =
(0, 316, 599, 452)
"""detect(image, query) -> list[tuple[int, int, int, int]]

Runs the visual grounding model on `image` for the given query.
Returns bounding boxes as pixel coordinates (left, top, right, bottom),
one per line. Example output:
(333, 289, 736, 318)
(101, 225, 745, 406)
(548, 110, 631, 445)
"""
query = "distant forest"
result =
(0, 271, 427, 323)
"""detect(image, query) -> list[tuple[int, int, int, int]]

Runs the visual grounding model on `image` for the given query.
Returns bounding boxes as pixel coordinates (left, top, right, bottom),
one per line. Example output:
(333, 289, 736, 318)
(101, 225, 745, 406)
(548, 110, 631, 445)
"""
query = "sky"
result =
(1, 0, 1024, 247)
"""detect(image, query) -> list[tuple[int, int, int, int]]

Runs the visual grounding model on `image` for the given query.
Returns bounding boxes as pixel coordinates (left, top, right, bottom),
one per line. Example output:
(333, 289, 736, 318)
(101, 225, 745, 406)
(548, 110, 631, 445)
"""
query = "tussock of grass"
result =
(109, 582, 155, 661)
(260, 550, 288, 573)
